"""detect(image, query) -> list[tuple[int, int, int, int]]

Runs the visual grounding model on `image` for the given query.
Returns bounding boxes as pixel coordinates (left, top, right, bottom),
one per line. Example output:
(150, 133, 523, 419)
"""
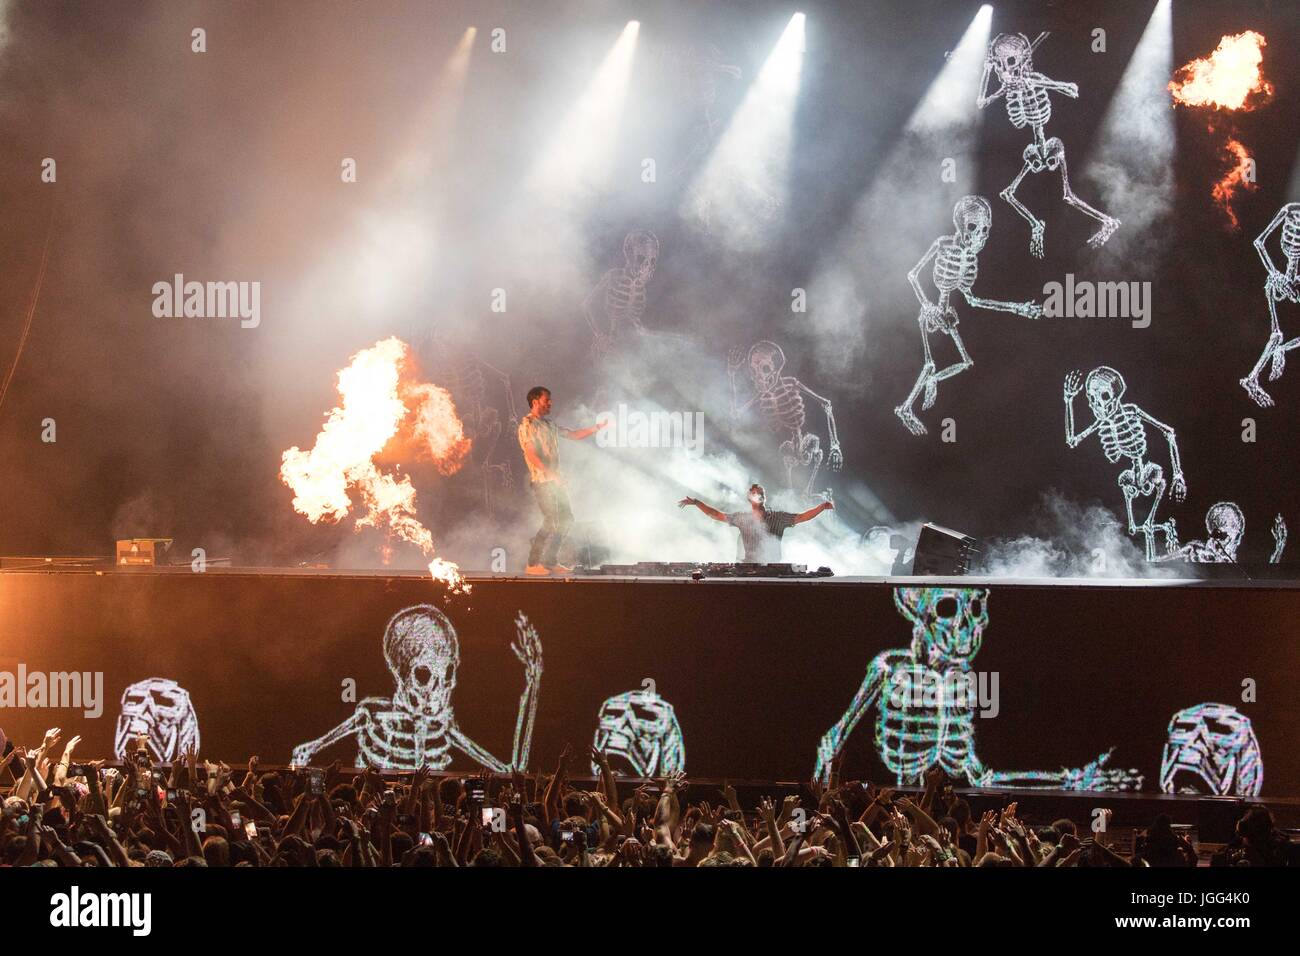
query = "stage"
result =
(1, 565, 1296, 814)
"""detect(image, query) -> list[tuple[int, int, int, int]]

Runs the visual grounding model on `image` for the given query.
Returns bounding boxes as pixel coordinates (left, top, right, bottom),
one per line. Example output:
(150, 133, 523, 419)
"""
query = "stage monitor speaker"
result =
(910, 523, 979, 576)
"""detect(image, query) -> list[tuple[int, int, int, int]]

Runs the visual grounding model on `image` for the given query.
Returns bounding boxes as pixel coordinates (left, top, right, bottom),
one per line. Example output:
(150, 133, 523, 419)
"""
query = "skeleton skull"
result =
(989, 32, 1034, 82)
(894, 587, 988, 664)
(1204, 502, 1246, 555)
(953, 196, 992, 252)
(747, 341, 786, 392)
(1085, 366, 1126, 419)
(113, 677, 201, 761)
(590, 689, 685, 778)
(623, 231, 659, 283)
(1160, 703, 1262, 796)
(383, 604, 459, 717)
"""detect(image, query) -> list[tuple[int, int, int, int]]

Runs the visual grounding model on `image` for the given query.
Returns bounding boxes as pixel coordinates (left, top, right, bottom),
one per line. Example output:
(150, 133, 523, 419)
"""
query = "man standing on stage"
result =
(678, 483, 834, 563)
(518, 386, 608, 576)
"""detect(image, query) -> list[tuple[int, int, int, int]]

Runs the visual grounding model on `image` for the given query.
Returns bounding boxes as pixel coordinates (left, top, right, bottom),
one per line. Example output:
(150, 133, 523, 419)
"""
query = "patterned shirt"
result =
(517, 413, 561, 483)
(727, 509, 796, 563)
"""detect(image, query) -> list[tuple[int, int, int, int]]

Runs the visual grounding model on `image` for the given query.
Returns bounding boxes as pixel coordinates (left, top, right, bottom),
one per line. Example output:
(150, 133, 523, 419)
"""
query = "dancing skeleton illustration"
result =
(1240, 202, 1300, 407)
(406, 324, 519, 515)
(291, 605, 542, 772)
(813, 587, 1142, 789)
(895, 196, 1041, 436)
(728, 341, 842, 496)
(583, 231, 659, 357)
(1157, 502, 1286, 565)
(444, 355, 519, 517)
(977, 32, 1120, 258)
(1065, 367, 1186, 560)
(674, 44, 742, 175)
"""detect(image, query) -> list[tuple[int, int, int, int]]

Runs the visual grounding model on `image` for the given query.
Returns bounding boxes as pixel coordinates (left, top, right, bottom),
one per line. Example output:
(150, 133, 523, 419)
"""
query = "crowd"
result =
(3, 729, 1296, 867)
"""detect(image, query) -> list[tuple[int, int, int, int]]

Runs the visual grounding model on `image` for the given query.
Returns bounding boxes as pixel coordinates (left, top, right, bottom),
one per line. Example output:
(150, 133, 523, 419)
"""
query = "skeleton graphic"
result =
(113, 678, 200, 762)
(674, 44, 742, 175)
(814, 587, 1142, 789)
(1160, 703, 1262, 797)
(978, 32, 1120, 258)
(1240, 203, 1300, 407)
(1065, 366, 1186, 561)
(443, 355, 519, 517)
(291, 605, 542, 771)
(590, 689, 685, 778)
(1157, 502, 1286, 564)
(583, 231, 659, 357)
(728, 340, 842, 496)
(405, 324, 519, 515)
(895, 195, 1041, 436)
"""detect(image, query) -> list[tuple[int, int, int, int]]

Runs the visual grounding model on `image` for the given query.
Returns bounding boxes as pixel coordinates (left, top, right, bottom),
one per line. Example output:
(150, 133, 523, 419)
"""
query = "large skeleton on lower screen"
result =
(814, 587, 1143, 790)
(590, 688, 685, 778)
(291, 605, 542, 771)
(977, 32, 1119, 258)
(1065, 366, 1186, 561)
(895, 195, 1041, 437)
(1160, 703, 1262, 797)
(113, 677, 201, 762)
(1241, 202, 1300, 408)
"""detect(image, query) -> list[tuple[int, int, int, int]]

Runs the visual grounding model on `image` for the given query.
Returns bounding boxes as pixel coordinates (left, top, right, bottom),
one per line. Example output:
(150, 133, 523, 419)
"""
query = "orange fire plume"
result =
(280, 336, 472, 592)
(1169, 30, 1273, 111)
(1169, 31, 1271, 230)
(1211, 138, 1257, 230)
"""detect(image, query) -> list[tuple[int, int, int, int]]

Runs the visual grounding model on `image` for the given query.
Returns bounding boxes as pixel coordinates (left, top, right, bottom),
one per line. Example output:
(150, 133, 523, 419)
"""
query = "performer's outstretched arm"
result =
(791, 500, 834, 526)
(678, 496, 728, 522)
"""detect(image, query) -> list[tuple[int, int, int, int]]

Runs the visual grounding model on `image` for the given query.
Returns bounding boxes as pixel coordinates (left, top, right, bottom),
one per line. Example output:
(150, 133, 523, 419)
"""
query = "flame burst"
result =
(280, 336, 472, 592)
(1169, 31, 1271, 230)
(1169, 31, 1273, 110)
(1212, 138, 1257, 230)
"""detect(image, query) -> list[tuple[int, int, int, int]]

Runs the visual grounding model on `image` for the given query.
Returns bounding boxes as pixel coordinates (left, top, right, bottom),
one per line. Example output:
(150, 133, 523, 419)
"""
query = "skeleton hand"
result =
(1061, 748, 1143, 791)
(511, 614, 543, 685)
(1015, 301, 1043, 320)
(920, 302, 957, 331)
(726, 346, 746, 376)
(1265, 270, 1300, 303)
(1059, 81, 1079, 98)
(1063, 370, 1083, 402)
(290, 745, 313, 769)
(828, 443, 843, 471)
(1171, 474, 1187, 503)
(1274, 514, 1287, 551)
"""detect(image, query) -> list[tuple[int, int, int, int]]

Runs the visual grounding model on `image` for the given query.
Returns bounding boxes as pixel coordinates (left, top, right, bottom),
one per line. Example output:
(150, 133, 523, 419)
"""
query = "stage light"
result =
(526, 20, 640, 197)
(1083, 0, 1174, 249)
(804, 4, 992, 380)
(906, 4, 992, 134)
(681, 13, 806, 250)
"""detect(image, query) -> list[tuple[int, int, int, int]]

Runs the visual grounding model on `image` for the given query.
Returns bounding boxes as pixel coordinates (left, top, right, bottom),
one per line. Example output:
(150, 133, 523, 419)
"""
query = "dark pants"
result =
(528, 480, 573, 567)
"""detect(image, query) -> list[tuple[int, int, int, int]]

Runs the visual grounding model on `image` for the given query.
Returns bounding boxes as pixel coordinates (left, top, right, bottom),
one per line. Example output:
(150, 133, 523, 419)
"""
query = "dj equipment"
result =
(115, 538, 173, 567)
(587, 562, 833, 578)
